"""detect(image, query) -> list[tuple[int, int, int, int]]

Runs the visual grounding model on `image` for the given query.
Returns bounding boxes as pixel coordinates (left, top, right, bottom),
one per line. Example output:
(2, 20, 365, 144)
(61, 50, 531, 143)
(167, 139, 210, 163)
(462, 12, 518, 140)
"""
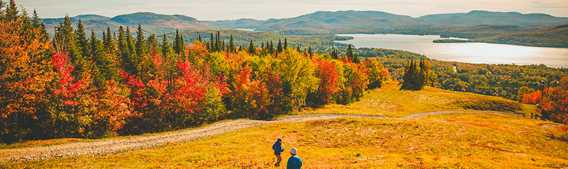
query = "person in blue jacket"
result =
(287, 147, 303, 169)
(272, 138, 284, 166)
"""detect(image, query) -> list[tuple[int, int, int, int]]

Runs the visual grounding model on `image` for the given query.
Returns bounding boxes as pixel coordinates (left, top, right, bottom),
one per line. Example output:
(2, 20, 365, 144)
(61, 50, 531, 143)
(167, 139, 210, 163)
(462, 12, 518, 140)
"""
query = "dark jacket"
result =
(287, 155, 303, 169)
(272, 141, 284, 154)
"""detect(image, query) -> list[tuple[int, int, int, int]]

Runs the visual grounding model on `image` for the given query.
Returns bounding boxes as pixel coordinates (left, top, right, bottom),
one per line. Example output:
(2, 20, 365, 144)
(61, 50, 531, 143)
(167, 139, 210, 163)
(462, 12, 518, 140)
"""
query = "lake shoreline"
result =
(334, 33, 568, 49)
(335, 34, 568, 68)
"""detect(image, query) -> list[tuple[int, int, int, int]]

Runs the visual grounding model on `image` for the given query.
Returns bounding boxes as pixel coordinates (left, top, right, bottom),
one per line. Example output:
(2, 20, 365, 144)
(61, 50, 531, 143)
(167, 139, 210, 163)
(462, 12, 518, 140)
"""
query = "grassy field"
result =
(301, 82, 536, 117)
(8, 112, 567, 168)
(4, 84, 564, 169)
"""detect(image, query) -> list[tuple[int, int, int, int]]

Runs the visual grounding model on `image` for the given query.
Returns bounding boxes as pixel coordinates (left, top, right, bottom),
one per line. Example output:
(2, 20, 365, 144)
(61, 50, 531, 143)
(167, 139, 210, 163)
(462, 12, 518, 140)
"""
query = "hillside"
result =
(253, 10, 420, 34)
(42, 10, 568, 47)
(419, 10, 568, 27)
(4, 84, 566, 168)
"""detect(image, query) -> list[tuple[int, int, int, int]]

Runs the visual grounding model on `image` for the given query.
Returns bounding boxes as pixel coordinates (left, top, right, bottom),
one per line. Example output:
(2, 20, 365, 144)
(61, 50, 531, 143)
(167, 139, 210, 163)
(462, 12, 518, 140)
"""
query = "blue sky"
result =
(19, 0, 568, 20)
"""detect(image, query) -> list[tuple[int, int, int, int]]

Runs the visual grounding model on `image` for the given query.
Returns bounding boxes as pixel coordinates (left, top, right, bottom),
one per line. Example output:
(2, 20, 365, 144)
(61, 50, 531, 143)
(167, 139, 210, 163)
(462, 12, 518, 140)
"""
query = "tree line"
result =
(0, 1, 389, 143)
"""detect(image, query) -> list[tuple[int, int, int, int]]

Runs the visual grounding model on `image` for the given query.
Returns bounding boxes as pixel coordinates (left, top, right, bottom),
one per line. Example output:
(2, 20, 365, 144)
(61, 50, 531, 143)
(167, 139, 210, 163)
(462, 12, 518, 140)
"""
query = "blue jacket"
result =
(272, 141, 284, 154)
(287, 155, 303, 169)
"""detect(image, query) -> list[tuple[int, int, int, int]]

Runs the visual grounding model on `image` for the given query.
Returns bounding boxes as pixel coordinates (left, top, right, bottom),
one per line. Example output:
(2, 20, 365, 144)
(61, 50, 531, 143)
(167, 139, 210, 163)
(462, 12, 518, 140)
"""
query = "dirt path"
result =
(0, 111, 474, 162)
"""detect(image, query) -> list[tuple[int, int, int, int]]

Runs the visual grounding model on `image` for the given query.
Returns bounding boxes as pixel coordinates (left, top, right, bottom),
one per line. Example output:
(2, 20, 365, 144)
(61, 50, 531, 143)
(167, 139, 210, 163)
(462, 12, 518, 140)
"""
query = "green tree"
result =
(248, 40, 255, 54)
(5, 0, 17, 20)
(229, 35, 235, 52)
(277, 39, 283, 53)
(75, 20, 90, 59)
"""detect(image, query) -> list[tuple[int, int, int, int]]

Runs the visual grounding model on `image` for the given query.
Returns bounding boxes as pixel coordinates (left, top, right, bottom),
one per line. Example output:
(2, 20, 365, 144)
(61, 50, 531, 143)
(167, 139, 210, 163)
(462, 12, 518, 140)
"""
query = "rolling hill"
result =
(41, 10, 568, 47)
(43, 10, 568, 34)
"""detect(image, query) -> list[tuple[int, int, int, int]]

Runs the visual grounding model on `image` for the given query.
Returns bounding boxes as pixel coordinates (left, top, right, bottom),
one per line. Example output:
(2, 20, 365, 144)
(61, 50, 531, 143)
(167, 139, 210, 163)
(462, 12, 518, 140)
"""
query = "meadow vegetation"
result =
(7, 112, 567, 168)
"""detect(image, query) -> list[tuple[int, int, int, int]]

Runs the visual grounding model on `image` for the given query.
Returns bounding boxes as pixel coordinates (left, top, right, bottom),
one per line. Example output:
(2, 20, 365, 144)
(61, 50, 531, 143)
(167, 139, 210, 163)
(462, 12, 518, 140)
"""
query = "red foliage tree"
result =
(315, 59, 340, 104)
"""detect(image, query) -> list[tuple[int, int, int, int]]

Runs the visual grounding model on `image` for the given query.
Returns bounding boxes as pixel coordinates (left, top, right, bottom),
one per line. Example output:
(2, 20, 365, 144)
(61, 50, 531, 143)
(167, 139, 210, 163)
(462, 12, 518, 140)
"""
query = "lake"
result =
(336, 34, 568, 68)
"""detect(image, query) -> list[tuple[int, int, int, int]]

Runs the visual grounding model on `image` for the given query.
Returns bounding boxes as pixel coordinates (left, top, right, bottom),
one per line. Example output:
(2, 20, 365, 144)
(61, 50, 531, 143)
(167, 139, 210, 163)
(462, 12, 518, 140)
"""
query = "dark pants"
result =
(274, 153, 282, 166)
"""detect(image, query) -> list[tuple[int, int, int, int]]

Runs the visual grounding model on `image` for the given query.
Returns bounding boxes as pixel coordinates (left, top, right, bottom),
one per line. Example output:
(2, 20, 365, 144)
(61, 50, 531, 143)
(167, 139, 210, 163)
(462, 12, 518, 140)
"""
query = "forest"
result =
(356, 48, 567, 124)
(1, 0, 566, 145)
(0, 2, 389, 143)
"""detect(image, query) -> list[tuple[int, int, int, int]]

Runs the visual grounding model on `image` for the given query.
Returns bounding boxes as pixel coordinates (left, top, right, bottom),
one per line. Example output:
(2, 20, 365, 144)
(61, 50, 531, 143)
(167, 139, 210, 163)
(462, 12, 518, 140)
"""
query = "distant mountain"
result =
(252, 11, 420, 34)
(43, 12, 208, 34)
(42, 10, 568, 35)
(419, 10, 568, 27)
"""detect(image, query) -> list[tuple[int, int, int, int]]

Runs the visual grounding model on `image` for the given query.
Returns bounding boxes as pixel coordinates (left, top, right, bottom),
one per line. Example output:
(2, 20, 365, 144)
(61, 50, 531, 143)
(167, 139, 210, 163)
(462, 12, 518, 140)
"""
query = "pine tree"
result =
(76, 20, 90, 59)
(284, 38, 288, 49)
(147, 34, 158, 55)
(308, 47, 313, 57)
(346, 44, 354, 61)
(161, 34, 171, 59)
(31, 10, 48, 41)
(215, 31, 221, 51)
(6, 0, 17, 20)
(331, 47, 338, 59)
(104, 27, 113, 52)
(197, 32, 202, 42)
(229, 35, 235, 52)
(269, 41, 274, 54)
(277, 40, 283, 53)
(135, 25, 146, 59)
(248, 40, 255, 54)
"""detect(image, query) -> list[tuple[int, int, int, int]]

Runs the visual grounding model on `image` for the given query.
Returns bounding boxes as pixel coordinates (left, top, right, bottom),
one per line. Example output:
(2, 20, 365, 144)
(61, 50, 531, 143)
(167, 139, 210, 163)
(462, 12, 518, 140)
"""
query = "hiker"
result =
(272, 138, 285, 166)
(287, 147, 303, 169)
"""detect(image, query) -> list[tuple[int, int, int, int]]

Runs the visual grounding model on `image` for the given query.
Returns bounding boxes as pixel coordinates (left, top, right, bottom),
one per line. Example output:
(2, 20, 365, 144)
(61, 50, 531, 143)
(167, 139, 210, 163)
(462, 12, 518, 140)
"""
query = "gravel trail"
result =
(0, 111, 483, 162)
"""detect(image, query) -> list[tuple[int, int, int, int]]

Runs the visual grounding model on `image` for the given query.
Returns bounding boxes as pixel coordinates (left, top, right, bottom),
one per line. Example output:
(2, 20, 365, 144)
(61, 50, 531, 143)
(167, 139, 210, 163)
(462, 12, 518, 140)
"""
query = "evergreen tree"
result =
(58, 15, 85, 77)
(277, 40, 283, 53)
(104, 27, 113, 52)
(31, 10, 48, 41)
(75, 20, 90, 59)
(174, 30, 180, 53)
(284, 38, 288, 49)
(331, 47, 338, 59)
(229, 35, 235, 52)
(135, 25, 146, 59)
(197, 32, 202, 42)
(161, 34, 171, 59)
(308, 47, 313, 57)
(147, 33, 158, 55)
(248, 40, 255, 54)
(215, 31, 221, 51)
(346, 44, 354, 61)
(401, 60, 427, 90)
(118, 26, 130, 68)
(269, 41, 274, 54)
(6, 0, 17, 20)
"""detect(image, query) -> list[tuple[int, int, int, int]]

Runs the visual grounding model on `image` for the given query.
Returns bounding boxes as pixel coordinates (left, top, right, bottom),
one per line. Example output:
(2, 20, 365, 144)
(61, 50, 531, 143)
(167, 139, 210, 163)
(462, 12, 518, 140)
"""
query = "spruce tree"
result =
(161, 34, 171, 58)
(6, 0, 17, 20)
(277, 40, 283, 53)
(174, 30, 180, 53)
(76, 20, 90, 59)
(135, 25, 146, 59)
(346, 44, 354, 61)
(197, 32, 202, 42)
(229, 35, 235, 52)
(308, 47, 313, 57)
(284, 38, 288, 49)
(147, 34, 158, 55)
(215, 31, 221, 51)
(248, 40, 255, 54)
(31, 10, 48, 41)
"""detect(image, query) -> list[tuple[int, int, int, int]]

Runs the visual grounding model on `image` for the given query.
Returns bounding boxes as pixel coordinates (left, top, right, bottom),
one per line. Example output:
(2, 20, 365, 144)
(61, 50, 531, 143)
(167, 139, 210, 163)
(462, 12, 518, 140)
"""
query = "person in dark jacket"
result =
(272, 138, 284, 166)
(287, 147, 303, 169)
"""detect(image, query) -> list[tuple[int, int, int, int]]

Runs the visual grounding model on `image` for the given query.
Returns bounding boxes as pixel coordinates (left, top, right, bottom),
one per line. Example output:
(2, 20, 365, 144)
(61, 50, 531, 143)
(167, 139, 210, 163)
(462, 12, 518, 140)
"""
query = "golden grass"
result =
(301, 82, 536, 117)
(9, 112, 567, 169)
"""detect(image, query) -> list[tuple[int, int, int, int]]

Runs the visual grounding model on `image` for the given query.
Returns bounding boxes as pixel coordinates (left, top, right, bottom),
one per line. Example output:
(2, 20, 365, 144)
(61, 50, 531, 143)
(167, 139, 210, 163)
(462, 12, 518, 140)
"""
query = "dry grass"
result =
(8, 112, 567, 169)
(301, 82, 535, 117)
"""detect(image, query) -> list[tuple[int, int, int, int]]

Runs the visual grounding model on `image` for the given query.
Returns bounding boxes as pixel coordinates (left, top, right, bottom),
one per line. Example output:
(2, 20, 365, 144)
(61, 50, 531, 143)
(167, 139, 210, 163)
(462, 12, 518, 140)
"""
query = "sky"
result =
(19, 0, 568, 20)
